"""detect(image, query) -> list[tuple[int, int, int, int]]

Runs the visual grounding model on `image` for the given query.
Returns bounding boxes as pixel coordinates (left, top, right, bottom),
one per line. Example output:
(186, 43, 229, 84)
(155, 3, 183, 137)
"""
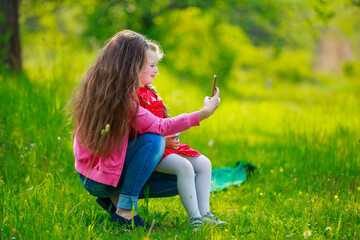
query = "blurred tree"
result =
(16, 0, 360, 85)
(80, 0, 217, 45)
(0, 0, 21, 72)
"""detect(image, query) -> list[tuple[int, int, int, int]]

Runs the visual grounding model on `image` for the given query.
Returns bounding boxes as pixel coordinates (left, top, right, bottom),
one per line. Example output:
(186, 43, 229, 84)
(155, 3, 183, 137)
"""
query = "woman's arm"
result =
(135, 88, 220, 136)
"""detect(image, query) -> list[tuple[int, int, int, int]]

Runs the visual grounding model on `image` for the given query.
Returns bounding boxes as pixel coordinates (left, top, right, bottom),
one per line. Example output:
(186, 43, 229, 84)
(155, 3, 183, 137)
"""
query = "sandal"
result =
(201, 212, 227, 226)
(189, 217, 203, 231)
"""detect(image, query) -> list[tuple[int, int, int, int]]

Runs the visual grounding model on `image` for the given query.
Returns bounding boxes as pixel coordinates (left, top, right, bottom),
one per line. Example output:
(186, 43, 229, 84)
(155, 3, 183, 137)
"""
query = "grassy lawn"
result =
(1, 62, 359, 239)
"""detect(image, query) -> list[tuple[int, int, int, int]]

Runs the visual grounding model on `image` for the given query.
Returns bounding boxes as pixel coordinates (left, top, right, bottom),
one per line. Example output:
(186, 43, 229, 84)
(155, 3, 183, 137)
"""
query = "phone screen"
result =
(212, 75, 217, 97)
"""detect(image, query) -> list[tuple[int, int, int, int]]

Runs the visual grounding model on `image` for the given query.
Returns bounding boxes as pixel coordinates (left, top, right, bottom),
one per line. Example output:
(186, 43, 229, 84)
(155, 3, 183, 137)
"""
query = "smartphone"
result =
(212, 75, 217, 97)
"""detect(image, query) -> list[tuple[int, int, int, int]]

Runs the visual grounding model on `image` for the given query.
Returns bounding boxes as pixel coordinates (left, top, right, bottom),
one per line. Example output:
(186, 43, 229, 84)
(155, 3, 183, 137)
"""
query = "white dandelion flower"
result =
(303, 231, 311, 238)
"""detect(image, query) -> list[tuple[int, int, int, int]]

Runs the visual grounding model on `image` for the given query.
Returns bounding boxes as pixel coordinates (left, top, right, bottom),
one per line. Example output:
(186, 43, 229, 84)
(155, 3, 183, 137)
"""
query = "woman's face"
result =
(139, 50, 159, 87)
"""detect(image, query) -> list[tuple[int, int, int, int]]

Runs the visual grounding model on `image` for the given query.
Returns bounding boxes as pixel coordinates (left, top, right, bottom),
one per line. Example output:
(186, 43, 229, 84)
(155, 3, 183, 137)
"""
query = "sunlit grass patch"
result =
(1, 52, 359, 239)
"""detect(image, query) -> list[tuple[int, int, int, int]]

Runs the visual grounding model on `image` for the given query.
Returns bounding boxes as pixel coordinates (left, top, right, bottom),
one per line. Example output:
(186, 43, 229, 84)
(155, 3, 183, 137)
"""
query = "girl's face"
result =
(139, 50, 159, 87)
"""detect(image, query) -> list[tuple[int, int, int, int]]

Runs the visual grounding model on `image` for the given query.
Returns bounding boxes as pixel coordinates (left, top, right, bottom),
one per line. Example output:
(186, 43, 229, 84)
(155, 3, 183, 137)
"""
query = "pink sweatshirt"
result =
(74, 106, 200, 187)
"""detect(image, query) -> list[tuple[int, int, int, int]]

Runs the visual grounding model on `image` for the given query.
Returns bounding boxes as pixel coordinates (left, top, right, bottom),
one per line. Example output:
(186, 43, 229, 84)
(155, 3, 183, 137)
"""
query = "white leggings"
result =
(154, 154, 212, 219)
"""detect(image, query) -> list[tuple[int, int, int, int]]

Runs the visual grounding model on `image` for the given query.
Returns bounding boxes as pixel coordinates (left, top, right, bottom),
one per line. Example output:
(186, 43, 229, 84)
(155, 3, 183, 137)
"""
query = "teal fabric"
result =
(210, 162, 258, 192)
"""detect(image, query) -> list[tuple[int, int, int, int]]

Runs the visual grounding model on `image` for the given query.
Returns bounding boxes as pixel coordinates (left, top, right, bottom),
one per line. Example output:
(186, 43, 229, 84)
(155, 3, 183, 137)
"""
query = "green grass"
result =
(1, 70, 359, 239)
(1, 45, 360, 239)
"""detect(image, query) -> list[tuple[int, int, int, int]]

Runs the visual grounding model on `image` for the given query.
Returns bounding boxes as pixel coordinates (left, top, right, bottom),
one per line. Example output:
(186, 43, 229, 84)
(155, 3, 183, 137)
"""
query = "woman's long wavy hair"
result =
(68, 30, 149, 158)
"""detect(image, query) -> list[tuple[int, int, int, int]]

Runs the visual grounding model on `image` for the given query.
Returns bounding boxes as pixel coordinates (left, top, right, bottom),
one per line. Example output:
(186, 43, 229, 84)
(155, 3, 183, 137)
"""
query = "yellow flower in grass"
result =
(294, 178, 297, 182)
(334, 195, 338, 200)
(358, 187, 360, 191)
(270, 169, 274, 173)
(280, 168, 284, 172)
(299, 191, 302, 195)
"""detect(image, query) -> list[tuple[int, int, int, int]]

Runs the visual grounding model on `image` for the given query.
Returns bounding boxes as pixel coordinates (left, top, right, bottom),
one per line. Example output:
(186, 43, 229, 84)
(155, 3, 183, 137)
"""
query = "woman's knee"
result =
(140, 133, 165, 144)
(139, 133, 165, 158)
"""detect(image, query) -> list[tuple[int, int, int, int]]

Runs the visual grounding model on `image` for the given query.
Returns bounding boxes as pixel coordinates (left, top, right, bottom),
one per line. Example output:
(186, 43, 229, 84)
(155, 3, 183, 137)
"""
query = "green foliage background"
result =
(1, 0, 360, 239)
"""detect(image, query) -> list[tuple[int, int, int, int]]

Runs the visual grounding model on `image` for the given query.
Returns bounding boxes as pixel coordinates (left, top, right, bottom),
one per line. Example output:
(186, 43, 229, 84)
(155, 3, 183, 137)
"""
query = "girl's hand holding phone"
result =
(198, 87, 220, 121)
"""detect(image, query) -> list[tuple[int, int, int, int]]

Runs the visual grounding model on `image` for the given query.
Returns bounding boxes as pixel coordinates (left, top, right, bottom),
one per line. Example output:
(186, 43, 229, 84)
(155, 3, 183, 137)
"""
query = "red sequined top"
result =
(137, 86, 201, 159)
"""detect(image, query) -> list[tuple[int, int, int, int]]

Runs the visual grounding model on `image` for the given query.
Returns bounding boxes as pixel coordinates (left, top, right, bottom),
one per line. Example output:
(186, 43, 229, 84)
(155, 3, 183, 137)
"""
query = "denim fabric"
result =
(79, 171, 179, 199)
(79, 174, 118, 198)
(139, 172, 178, 199)
(79, 133, 179, 210)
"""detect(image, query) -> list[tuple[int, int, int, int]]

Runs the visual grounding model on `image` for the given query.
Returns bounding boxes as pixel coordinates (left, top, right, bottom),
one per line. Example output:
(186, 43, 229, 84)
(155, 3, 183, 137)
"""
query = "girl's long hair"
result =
(143, 41, 170, 118)
(68, 30, 149, 158)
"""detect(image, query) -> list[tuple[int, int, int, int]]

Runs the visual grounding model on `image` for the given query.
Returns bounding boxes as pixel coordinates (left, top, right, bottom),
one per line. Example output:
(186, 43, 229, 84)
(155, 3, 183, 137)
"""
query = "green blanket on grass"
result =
(210, 162, 258, 192)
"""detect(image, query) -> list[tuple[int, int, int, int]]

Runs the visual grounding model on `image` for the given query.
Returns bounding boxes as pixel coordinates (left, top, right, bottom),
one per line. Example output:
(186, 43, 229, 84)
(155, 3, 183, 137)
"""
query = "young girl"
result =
(137, 41, 227, 229)
(69, 30, 221, 229)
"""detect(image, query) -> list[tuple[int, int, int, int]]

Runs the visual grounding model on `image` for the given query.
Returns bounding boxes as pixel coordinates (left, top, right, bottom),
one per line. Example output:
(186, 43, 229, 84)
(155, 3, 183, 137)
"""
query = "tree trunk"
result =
(0, 0, 22, 72)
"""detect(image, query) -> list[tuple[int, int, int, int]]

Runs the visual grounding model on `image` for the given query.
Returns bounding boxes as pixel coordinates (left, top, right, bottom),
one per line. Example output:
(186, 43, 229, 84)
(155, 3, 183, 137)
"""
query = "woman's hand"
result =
(198, 87, 221, 121)
(165, 134, 180, 150)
